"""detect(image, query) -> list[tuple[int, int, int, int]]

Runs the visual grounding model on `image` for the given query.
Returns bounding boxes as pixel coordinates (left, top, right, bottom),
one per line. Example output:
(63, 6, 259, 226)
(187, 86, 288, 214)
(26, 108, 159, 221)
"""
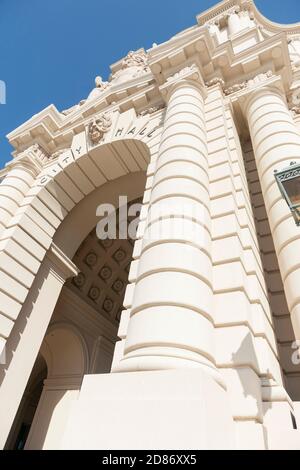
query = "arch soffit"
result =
(40, 322, 89, 378)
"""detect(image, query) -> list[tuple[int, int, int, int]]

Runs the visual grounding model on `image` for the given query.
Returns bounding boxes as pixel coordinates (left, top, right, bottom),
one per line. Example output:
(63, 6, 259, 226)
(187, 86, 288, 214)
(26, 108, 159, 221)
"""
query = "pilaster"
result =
(0, 244, 78, 449)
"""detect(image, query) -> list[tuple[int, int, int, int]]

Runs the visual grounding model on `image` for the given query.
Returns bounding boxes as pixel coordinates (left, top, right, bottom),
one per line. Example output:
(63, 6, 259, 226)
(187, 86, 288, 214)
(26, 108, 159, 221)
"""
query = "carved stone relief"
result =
(88, 112, 112, 145)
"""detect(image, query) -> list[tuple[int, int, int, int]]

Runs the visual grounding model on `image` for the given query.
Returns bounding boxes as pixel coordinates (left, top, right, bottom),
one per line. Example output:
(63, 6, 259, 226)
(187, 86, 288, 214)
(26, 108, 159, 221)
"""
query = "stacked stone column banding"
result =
(118, 79, 221, 383)
(245, 85, 300, 341)
(0, 164, 36, 236)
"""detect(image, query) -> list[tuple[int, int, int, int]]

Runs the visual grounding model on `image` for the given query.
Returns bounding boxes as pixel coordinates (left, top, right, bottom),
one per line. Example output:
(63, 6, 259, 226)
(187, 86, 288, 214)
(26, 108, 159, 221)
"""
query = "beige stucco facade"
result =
(1, 0, 300, 450)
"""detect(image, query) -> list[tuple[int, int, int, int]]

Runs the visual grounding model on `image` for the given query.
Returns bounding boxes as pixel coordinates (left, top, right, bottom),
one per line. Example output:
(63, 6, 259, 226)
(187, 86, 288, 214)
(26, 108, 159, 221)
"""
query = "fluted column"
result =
(0, 161, 37, 237)
(244, 85, 300, 340)
(118, 76, 221, 384)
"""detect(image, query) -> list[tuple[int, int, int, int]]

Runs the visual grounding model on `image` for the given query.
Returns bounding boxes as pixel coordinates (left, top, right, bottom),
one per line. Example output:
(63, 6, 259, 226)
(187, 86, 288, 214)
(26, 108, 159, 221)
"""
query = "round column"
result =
(245, 85, 300, 340)
(0, 163, 36, 236)
(118, 79, 220, 383)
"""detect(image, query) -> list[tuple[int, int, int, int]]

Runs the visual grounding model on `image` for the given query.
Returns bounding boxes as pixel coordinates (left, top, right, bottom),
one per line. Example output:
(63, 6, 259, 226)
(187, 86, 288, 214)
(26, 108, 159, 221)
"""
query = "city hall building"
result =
(1, 0, 300, 450)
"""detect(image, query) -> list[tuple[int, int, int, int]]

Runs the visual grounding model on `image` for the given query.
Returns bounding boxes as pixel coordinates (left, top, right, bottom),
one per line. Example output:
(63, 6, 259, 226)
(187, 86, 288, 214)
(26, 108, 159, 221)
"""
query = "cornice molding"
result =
(58, 286, 118, 338)
(197, 0, 300, 35)
(197, 0, 250, 26)
(46, 243, 79, 283)
(6, 78, 159, 155)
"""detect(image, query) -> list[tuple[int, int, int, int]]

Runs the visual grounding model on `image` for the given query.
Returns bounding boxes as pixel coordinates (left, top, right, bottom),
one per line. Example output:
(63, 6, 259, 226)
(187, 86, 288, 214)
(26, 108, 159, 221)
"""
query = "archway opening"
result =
(6, 197, 141, 449)
(5, 354, 47, 450)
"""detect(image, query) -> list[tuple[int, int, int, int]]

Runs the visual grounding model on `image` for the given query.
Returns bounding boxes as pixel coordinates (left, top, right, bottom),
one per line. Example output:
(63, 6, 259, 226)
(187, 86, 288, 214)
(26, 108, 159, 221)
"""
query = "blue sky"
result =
(0, 0, 299, 167)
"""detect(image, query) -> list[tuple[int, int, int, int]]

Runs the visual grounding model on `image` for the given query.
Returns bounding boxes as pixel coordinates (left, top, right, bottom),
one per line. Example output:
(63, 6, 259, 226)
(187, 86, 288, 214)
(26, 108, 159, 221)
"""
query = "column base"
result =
(262, 397, 300, 450)
(62, 369, 235, 450)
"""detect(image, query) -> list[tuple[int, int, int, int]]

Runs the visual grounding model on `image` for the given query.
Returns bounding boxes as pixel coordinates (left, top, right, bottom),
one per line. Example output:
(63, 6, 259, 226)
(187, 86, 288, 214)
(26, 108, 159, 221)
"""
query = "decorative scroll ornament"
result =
(291, 106, 300, 115)
(111, 50, 150, 84)
(88, 112, 112, 145)
(121, 50, 149, 71)
(206, 77, 225, 88)
(138, 104, 165, 116)
(224, 82, 247, 95)
(246, 70, 273, 88)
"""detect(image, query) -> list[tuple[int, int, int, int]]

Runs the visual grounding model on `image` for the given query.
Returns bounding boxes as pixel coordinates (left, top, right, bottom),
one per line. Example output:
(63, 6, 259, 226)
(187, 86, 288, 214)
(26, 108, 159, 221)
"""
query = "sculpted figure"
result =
(88, 113, 112, 144)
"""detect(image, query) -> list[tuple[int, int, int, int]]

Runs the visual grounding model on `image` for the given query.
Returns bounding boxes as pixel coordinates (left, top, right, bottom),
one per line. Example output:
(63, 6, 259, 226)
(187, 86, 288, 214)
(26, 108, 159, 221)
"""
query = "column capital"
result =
(232, 73, 286, 117)
(46, 243, 79, 284)
(6, 143, 48, 178)
(159, 64, 207, 103)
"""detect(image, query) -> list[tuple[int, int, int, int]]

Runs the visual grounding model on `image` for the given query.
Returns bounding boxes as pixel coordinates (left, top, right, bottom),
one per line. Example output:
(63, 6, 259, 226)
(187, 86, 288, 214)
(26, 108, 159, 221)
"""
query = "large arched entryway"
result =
(5, 193, 142, 449)
(5, 354, 47, 449)
(0, 118, 159, 448)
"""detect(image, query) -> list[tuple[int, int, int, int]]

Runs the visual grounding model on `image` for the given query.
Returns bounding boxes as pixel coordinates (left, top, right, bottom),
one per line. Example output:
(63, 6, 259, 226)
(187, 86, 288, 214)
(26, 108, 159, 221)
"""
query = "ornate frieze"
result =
(224, 70, 273, 95)
(166, 64, 199, 83)
(247, 70, 273, 87)
(88, 112, 112, 145)
(205, 77, 225, 88)
(203, 0, 254, 24)
(224, 82, 247, 95)
(165, 65, 201, 89)
(205, 71, 273, 96)
(138, 104, 165, 116)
